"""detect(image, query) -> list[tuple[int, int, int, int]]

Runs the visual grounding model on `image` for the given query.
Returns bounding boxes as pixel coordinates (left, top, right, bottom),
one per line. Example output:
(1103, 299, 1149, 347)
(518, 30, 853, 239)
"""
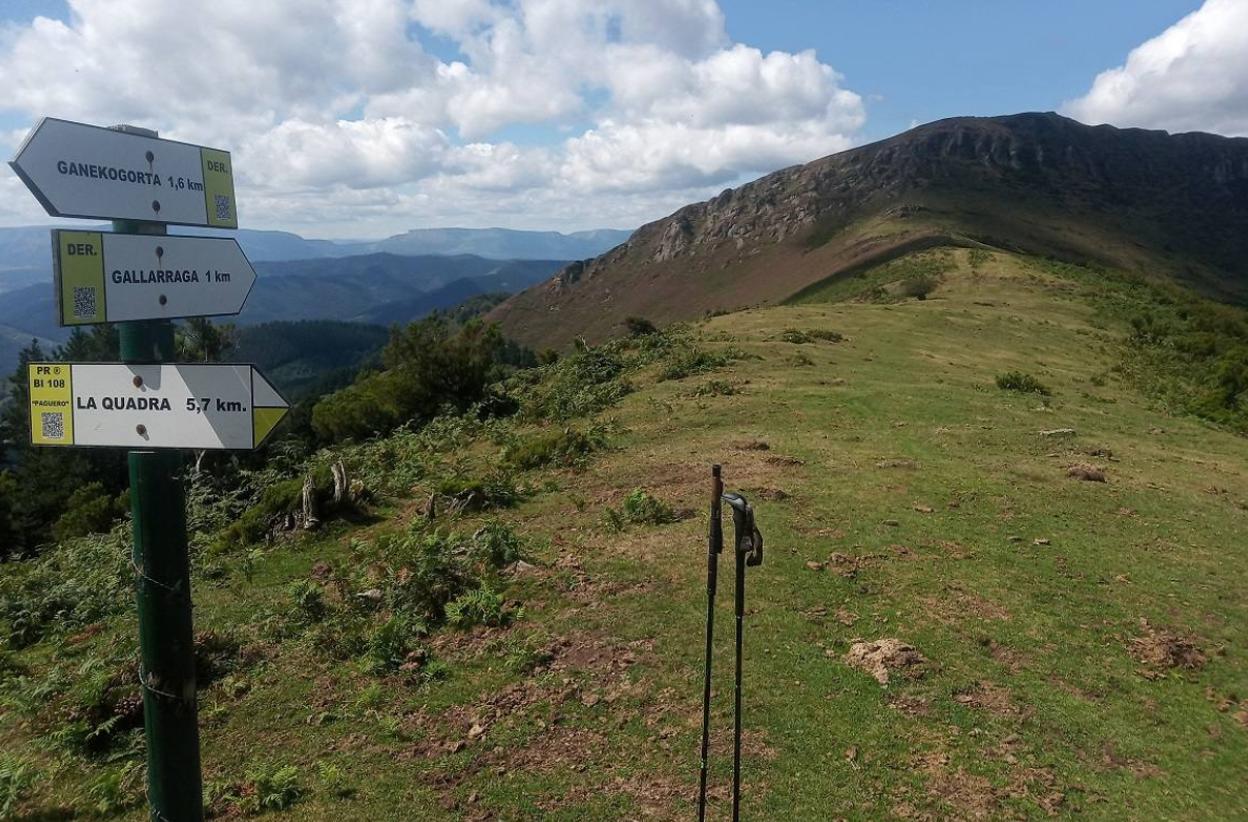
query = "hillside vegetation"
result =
(1, 249, 1247, 819)
(490, 113, 1248, 350)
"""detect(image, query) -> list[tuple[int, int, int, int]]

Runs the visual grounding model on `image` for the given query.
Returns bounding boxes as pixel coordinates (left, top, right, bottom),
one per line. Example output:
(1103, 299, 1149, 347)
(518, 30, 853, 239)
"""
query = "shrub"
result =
(996, 371, 1052, 396)
(446, 587, 509, 629)
(968, 248, 991, 268)
(604, 489, 678, 531)
(657, 346, 735, 381)
(900, 273, 939, 300)
(470, 521, 525, 568)
(434, 471, 521, 512)
(52, 482, 122, 543)
(690, 380, 740, 397)
(502, 426, 606, 470)
(311, 318, 506, 442)
(367, 614, 428, 673)
(0, 528, 131, 648)
(518, 346, 630, 420)
(624, 316, 658, 336)
(315, 762, 355, 799)
(0, 756, 35, 817)
(243, 764, 303, 813)
(288, 580, 328, 624)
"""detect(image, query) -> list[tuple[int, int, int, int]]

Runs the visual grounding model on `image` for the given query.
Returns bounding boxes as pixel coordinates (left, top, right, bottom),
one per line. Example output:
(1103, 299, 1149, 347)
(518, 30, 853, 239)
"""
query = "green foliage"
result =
(690, 379, 740, 397)
(434, 470, 522, 511)
(996, 371, 1052, 396)
(446, 586, 510, 629)
(782, 328, 843, 344)
(502, 425, 607, 470)
(657, 346, 736, 381)
(243, 763, 303, 813)
(604, 488, 678, 531)
(517, 345, 631, 421)
(315, 761, 355, 799)
(900, 272, 940, 300)
(87, 761, 143, 814)
(217, 477, 306, 549)
(51, 482, 122, 543)
(311, 318, 505, 442)
(968, 247, 992, 268)
(0, 756, 35, 817)
(0, 528, 131, 648)
(288, 580, 328, 624)
(367, 614, 428, 673)
(470, 521, 526, 568)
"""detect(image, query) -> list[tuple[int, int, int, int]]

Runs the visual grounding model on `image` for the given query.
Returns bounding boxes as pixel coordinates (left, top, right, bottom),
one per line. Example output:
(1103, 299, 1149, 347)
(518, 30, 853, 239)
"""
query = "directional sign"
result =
(28, 362, 287, 451)
(10, 118, 237, 228)
(52, 230, 256, 325)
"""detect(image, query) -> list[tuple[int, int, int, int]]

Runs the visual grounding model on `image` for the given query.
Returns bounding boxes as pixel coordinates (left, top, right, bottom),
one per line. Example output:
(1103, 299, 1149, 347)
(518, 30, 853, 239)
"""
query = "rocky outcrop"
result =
(491, 112, 1248, 348)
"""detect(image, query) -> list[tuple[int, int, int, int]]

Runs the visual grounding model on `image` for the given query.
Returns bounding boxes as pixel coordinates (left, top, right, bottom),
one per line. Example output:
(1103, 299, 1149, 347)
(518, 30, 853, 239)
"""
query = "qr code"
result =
(214, 194, 232, 221)
(41, 412, 64, 440)
(72, 286, 97, 319)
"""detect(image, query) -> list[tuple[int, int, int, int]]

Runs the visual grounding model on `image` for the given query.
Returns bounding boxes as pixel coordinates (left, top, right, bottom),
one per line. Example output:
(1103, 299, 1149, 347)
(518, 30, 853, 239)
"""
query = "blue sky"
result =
(719, 0, 1204, 140)
(0, 0, 1239, 237)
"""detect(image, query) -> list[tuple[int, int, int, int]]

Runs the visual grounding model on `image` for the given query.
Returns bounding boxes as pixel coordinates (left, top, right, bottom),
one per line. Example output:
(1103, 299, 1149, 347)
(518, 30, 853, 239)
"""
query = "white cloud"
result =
(0, 0, 866, 235)
(1063, 0, 1248, 137)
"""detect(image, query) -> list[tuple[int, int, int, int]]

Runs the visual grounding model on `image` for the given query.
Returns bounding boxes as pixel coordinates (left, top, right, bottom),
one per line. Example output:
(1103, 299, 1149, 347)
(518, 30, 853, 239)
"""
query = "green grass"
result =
(2, 249, 1247, 818)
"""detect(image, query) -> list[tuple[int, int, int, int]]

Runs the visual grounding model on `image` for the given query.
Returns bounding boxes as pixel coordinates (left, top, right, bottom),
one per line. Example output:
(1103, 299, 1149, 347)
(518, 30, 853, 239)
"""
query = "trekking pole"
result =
(723, 493, 763, 822)
(698, 465, 724, 821)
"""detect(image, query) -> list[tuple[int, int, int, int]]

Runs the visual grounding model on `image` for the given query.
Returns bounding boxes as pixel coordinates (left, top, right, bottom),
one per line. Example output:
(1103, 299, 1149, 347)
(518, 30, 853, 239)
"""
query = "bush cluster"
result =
(604, 489, 679, 531)
(996, 371, 1052, 396)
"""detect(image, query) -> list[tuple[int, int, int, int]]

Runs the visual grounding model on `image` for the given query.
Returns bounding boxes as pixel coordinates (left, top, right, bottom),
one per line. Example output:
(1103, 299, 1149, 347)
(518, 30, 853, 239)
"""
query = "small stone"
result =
(805, 561, 825, 571)
(882, 519, 900, 527)
(468, 723, 487, 739)
(1033, 538, 1051, 546)
(1007, 535, 1023, 543)
(845, 746, 858, 762)
(912, 505, 934, 514)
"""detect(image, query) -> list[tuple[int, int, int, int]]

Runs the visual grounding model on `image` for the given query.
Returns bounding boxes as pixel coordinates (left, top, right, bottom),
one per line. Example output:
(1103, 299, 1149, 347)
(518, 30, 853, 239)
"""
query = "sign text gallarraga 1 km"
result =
(53, 231, 257, 325)
(29, 363, 288, 450)
(9, 117, 236, 227)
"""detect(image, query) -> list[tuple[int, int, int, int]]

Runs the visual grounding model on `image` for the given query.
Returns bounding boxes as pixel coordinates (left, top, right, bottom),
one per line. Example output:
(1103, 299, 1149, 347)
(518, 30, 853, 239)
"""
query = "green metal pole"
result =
(112, 125, 204, 822)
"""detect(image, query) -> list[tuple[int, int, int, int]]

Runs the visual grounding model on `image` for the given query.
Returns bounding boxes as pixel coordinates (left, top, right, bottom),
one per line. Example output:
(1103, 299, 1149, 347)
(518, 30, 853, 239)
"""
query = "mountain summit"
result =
(490, 113, 1248, 348)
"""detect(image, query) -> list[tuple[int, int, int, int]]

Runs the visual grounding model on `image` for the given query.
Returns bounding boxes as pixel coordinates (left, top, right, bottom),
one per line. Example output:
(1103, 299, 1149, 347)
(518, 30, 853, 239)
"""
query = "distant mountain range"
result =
(0, 252, 566, 346)
(490, 112, 1248, 348)
(0, 224, 633, 374)
(0, 224, 632, 288)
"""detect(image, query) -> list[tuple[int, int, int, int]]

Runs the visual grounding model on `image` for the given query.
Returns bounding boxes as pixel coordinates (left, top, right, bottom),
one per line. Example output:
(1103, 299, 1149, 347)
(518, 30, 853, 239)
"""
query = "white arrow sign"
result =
(9, 117, 237, 228)
(52, 230, 257, 325)
(28, 362, 288, 451)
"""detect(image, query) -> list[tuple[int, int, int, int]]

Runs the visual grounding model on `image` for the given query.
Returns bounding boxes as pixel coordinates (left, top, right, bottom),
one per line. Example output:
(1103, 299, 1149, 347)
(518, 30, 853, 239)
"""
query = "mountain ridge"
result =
(488, 112, 1248, 349)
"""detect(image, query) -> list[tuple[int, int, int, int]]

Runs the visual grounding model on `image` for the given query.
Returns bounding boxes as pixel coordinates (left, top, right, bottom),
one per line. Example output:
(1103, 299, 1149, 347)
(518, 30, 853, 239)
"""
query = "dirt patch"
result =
(952, 681, 1024, 717)
(765, 453, 805, 466)
(921, 588, 1011, 625)
(877, 458, 918, 469)
(1101, 742, 1164, 779)
(914, 752, 999, 820)
(1066, 463, 1106, 482)
(732, 439, 770, 451)
(845, 638, 928, 685)
(1128, 618, 1206, 672)
(753, 486, 791, 501)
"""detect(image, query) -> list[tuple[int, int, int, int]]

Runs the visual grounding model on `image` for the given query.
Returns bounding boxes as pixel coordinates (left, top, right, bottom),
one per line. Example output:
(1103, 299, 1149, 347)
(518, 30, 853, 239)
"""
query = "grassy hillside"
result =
(2, 250, 1246, 818)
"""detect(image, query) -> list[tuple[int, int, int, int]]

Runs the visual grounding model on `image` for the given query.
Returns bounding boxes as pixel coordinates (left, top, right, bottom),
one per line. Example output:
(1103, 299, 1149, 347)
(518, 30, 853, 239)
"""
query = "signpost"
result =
(52, 230, 257, 325)
(28, 362, 288, 450)
(10, 119, 271, 821)
(9, 117, 237, 228)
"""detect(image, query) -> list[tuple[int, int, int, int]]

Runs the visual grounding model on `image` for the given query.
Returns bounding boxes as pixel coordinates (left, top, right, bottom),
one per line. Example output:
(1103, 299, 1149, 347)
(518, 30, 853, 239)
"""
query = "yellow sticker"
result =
(56, 231, 106, 325)
(28, 363, 74, 446)
(200, 148, 238, 229)
(253, 406, 288, 448)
